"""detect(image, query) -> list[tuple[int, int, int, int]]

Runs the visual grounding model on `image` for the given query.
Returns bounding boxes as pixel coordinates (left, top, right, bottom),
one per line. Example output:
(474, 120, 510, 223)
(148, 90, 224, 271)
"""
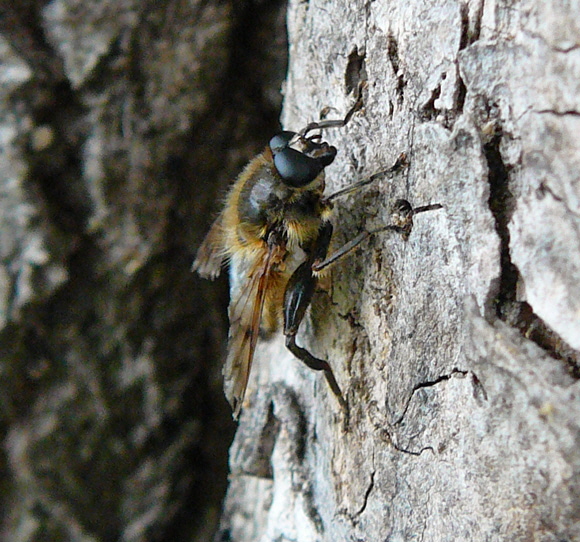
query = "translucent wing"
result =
(224, 243, 279, 418)
(192, 214, 226, 280)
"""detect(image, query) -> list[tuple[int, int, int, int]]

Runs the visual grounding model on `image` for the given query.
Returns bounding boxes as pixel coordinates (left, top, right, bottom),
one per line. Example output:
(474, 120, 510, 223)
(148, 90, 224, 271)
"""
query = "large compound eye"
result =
(269, 130, 338, 187)
(269, 131, 296, 153)
(317, 145, 337, 167)
(273, 147, 323, 187)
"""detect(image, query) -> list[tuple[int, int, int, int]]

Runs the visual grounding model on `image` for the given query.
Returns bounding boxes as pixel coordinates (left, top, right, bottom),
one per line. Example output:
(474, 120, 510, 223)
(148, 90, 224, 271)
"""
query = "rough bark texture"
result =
(0, 0, 286, 540)
(1, 0, 579, 541)
(218, 0, 580, 541)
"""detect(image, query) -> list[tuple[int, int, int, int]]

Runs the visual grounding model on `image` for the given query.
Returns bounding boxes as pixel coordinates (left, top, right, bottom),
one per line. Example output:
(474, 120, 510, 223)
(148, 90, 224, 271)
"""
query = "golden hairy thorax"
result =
(220, 147, 332, 333)
(222, 147, 330, 254)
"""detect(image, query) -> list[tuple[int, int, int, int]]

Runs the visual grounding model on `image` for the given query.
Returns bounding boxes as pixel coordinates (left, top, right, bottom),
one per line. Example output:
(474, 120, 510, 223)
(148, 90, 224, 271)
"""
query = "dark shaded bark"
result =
(0, 0, 287, 540)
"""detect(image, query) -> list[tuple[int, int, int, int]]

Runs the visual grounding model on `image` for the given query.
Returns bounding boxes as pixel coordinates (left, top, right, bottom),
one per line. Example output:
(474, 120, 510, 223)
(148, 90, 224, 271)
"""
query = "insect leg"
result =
(388, 199, 443, 241)
(312, 200, 442, 273)
(283, 222, 347, 409)
(300, 82, 366, 137)
(325, 153, 408, 204)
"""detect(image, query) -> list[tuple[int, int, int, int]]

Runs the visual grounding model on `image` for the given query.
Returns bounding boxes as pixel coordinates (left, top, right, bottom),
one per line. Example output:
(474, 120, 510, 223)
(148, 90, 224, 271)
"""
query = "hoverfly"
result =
(193, 87, 441, 419)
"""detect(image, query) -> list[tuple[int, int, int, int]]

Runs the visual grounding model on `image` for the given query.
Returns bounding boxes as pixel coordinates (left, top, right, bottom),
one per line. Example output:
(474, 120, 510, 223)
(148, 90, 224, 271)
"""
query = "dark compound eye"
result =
(269, 131, 296, 153)
(269, 131, 338, 187)
(316, 145, 337, 167)
(273, 147, 324, 187)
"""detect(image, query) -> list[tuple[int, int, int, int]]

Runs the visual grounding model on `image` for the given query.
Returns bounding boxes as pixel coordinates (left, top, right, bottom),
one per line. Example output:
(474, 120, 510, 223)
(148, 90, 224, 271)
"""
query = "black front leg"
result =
(283, 222, 346, 409)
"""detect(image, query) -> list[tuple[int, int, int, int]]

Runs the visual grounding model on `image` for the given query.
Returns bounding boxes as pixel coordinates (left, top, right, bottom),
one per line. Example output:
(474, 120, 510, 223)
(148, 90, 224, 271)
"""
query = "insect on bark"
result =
(193, 87, 441, 419)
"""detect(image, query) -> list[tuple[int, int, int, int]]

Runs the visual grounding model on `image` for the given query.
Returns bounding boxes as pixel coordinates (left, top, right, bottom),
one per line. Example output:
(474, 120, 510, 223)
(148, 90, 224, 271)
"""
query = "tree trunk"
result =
(1, 0, 579, 541)
(0, 0, 286, 540)
(219, 0, 580, 541)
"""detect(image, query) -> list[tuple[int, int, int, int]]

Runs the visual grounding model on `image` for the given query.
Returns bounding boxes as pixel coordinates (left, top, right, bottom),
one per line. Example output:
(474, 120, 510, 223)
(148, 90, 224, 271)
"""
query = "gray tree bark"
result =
(0, 0, 286, 540)
(218, 0, 580, 541)
(1, 0, 579, 541)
